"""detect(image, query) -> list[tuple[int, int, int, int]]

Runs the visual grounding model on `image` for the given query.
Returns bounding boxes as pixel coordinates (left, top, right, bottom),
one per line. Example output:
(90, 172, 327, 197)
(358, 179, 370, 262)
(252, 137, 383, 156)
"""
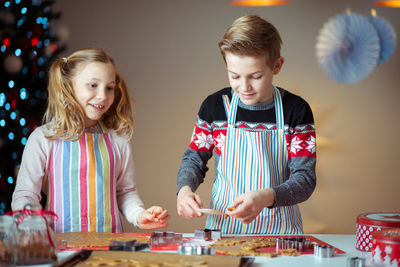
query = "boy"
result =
(176, 15, 316, 234)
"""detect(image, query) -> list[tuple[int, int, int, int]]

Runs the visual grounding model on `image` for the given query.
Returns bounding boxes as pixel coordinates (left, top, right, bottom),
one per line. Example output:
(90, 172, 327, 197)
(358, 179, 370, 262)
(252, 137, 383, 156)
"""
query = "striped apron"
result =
(205, 86, 303, 234)
(45, 123, 123, 233)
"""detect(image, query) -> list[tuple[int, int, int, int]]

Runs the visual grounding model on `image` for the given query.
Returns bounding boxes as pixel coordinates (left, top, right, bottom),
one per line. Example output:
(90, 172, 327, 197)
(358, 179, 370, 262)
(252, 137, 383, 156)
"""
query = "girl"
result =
(12, 48, 169, 232)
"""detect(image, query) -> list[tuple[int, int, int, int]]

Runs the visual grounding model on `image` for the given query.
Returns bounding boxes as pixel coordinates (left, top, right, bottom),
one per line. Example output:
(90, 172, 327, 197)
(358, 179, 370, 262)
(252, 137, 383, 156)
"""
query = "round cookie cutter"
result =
(177, 245, 216, 256)
(314, 244, 335, 258)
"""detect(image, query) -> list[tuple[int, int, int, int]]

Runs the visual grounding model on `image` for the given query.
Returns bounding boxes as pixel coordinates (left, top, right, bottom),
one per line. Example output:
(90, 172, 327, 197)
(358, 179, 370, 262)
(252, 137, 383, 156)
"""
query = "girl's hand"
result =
(226, 189, 275, 224)
(137, 206, 169, 229)
(177, 186, 203, 218)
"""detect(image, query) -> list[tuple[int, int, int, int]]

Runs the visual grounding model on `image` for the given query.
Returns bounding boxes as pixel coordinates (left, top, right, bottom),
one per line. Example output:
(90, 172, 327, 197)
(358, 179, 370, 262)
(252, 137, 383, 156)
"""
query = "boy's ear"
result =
(273, 56, 284, 75)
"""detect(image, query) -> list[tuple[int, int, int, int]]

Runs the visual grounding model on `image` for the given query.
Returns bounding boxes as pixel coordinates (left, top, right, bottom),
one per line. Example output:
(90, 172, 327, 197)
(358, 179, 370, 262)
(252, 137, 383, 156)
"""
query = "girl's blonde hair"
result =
(43, 47, 134, 140)
(219, 15, 282, 68)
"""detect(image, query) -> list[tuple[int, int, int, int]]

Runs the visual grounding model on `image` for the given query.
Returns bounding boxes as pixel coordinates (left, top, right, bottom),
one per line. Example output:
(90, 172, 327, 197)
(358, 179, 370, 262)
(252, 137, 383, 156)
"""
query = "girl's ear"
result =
(273, 56, 284, 75)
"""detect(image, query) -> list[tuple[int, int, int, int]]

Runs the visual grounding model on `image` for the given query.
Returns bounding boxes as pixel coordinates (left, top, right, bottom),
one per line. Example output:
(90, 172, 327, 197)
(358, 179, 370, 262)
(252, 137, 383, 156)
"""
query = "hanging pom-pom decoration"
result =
(316, 11, 380, 83)
(369, 9, 397, 64)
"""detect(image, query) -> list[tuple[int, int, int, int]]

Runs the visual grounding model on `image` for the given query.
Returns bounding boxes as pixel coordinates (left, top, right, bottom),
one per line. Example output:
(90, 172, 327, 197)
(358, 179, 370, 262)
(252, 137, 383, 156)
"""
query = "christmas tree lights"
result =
(0, 0, 66, 214)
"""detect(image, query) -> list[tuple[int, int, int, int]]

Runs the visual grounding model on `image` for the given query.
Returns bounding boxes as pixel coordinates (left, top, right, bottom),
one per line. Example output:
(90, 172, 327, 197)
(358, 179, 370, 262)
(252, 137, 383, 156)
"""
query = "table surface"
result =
(21, 234, 379, 267)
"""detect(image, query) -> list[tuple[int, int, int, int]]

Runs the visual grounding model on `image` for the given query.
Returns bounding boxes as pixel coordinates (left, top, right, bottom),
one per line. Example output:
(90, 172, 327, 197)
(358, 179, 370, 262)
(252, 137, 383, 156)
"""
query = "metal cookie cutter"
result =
(276, 237, 310, 252)
(314, 244, 335, 258)
(194, 229, 222, 241)
(109, 240, 149, 251)
(347, 257, 366, 267)
(178, 245, 216, 256)
(150, 231, 183, 247)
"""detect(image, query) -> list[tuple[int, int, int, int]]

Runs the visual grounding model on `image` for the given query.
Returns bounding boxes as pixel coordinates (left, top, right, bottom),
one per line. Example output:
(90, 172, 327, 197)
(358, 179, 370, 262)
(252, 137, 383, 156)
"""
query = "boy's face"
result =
(225, 52, 283, 105)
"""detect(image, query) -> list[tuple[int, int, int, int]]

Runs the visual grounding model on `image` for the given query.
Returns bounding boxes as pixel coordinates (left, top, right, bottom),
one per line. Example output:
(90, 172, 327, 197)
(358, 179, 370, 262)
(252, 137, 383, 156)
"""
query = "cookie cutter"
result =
(314, 244, 335, 258)
(347, 257, 366, 267)
(276, 237, 310, 252)
(150, 231, 183, 247)
(194, 229, 222, 241)
(109, 240, 149, 251)
(177, 245, 216, 256)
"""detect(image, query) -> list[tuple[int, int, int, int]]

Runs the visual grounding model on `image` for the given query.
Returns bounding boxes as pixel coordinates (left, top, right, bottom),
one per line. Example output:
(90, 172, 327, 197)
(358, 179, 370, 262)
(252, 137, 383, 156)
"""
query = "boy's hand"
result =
(226, 189, 275, 224)
(137, 206, 169, 229)
(177, 186, 203, 218)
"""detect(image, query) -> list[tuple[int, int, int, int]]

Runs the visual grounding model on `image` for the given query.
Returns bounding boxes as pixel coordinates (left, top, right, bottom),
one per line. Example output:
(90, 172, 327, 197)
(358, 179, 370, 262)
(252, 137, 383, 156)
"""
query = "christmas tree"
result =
(0, 0, 66, 214)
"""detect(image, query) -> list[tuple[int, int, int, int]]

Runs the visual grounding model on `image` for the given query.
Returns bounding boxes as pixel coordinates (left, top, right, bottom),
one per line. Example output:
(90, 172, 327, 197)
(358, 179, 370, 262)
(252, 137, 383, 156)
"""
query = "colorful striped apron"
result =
(46, 123, 123, 233)
(205, 86, 303, 234)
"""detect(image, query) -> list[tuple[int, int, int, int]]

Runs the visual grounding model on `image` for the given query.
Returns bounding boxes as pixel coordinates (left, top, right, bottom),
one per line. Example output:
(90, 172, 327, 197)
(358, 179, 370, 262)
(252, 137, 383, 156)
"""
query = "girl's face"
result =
(225, 52, 283, 105)
(72, 62, 116, 127)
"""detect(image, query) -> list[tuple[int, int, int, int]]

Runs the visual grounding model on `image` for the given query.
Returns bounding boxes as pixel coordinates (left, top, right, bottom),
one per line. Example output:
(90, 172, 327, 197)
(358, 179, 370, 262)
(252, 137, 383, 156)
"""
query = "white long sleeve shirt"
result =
(12, 124, 145, 228)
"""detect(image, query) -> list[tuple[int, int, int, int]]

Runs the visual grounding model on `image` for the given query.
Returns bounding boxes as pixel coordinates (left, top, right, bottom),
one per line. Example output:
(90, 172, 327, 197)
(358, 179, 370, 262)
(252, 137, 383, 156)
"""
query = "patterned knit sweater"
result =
(176, 87, 316, 208)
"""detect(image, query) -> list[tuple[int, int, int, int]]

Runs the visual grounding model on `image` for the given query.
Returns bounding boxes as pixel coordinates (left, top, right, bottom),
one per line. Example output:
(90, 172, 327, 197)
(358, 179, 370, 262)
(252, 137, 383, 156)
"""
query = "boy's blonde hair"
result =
(219, 15, 282, 68)
(44, 47, 134, 140)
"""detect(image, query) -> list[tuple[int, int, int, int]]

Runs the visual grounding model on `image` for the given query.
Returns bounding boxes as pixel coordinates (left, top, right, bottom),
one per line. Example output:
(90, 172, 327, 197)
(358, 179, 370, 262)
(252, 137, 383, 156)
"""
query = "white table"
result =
(22, 234, 379, 267)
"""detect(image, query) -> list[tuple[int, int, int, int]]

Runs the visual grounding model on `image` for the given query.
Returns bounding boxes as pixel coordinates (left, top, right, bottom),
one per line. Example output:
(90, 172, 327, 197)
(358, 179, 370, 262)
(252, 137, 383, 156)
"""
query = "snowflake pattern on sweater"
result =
(189, 117, 316, 159)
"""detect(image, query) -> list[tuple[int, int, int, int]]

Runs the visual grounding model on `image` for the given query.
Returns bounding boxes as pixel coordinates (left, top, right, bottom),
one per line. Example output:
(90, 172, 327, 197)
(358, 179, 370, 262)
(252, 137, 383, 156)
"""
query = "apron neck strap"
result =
(222, 86, 284, 130)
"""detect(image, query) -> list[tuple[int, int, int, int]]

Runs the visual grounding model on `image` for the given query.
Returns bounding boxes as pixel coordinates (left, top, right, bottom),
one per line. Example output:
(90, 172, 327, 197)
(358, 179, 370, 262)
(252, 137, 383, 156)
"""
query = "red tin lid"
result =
(372, 228, 400, 243)
(357, 212, 400, 227)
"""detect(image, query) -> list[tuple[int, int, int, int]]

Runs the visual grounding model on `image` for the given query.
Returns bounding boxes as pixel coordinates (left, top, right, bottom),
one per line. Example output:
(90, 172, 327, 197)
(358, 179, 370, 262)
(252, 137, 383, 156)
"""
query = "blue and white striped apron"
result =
(205, 86, 303, 234)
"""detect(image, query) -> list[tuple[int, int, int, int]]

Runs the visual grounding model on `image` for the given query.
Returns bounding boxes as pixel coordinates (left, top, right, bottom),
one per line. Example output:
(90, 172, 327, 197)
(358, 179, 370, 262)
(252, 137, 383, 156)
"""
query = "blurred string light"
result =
(20, 88, 27, 99)
(38, 70, 45, 78)
(229, 0, 291, 6)
(373, 0, 400, 7)
(0, 93, 5, 106)
(8, 80, 15, 88)
(0, 202, 5, 215)
(17, 17, 26, 27)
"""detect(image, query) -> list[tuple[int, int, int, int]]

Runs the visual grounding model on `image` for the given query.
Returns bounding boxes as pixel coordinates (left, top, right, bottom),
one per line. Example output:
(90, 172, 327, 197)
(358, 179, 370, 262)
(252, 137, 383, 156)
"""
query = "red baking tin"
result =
(371, 228, 400, 266)
(356, 212, 400, 252)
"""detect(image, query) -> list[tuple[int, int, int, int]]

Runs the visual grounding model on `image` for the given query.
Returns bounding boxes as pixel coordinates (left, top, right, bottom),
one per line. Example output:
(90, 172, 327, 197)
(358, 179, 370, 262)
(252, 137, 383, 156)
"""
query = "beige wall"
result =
(55, 0, 400, 234)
